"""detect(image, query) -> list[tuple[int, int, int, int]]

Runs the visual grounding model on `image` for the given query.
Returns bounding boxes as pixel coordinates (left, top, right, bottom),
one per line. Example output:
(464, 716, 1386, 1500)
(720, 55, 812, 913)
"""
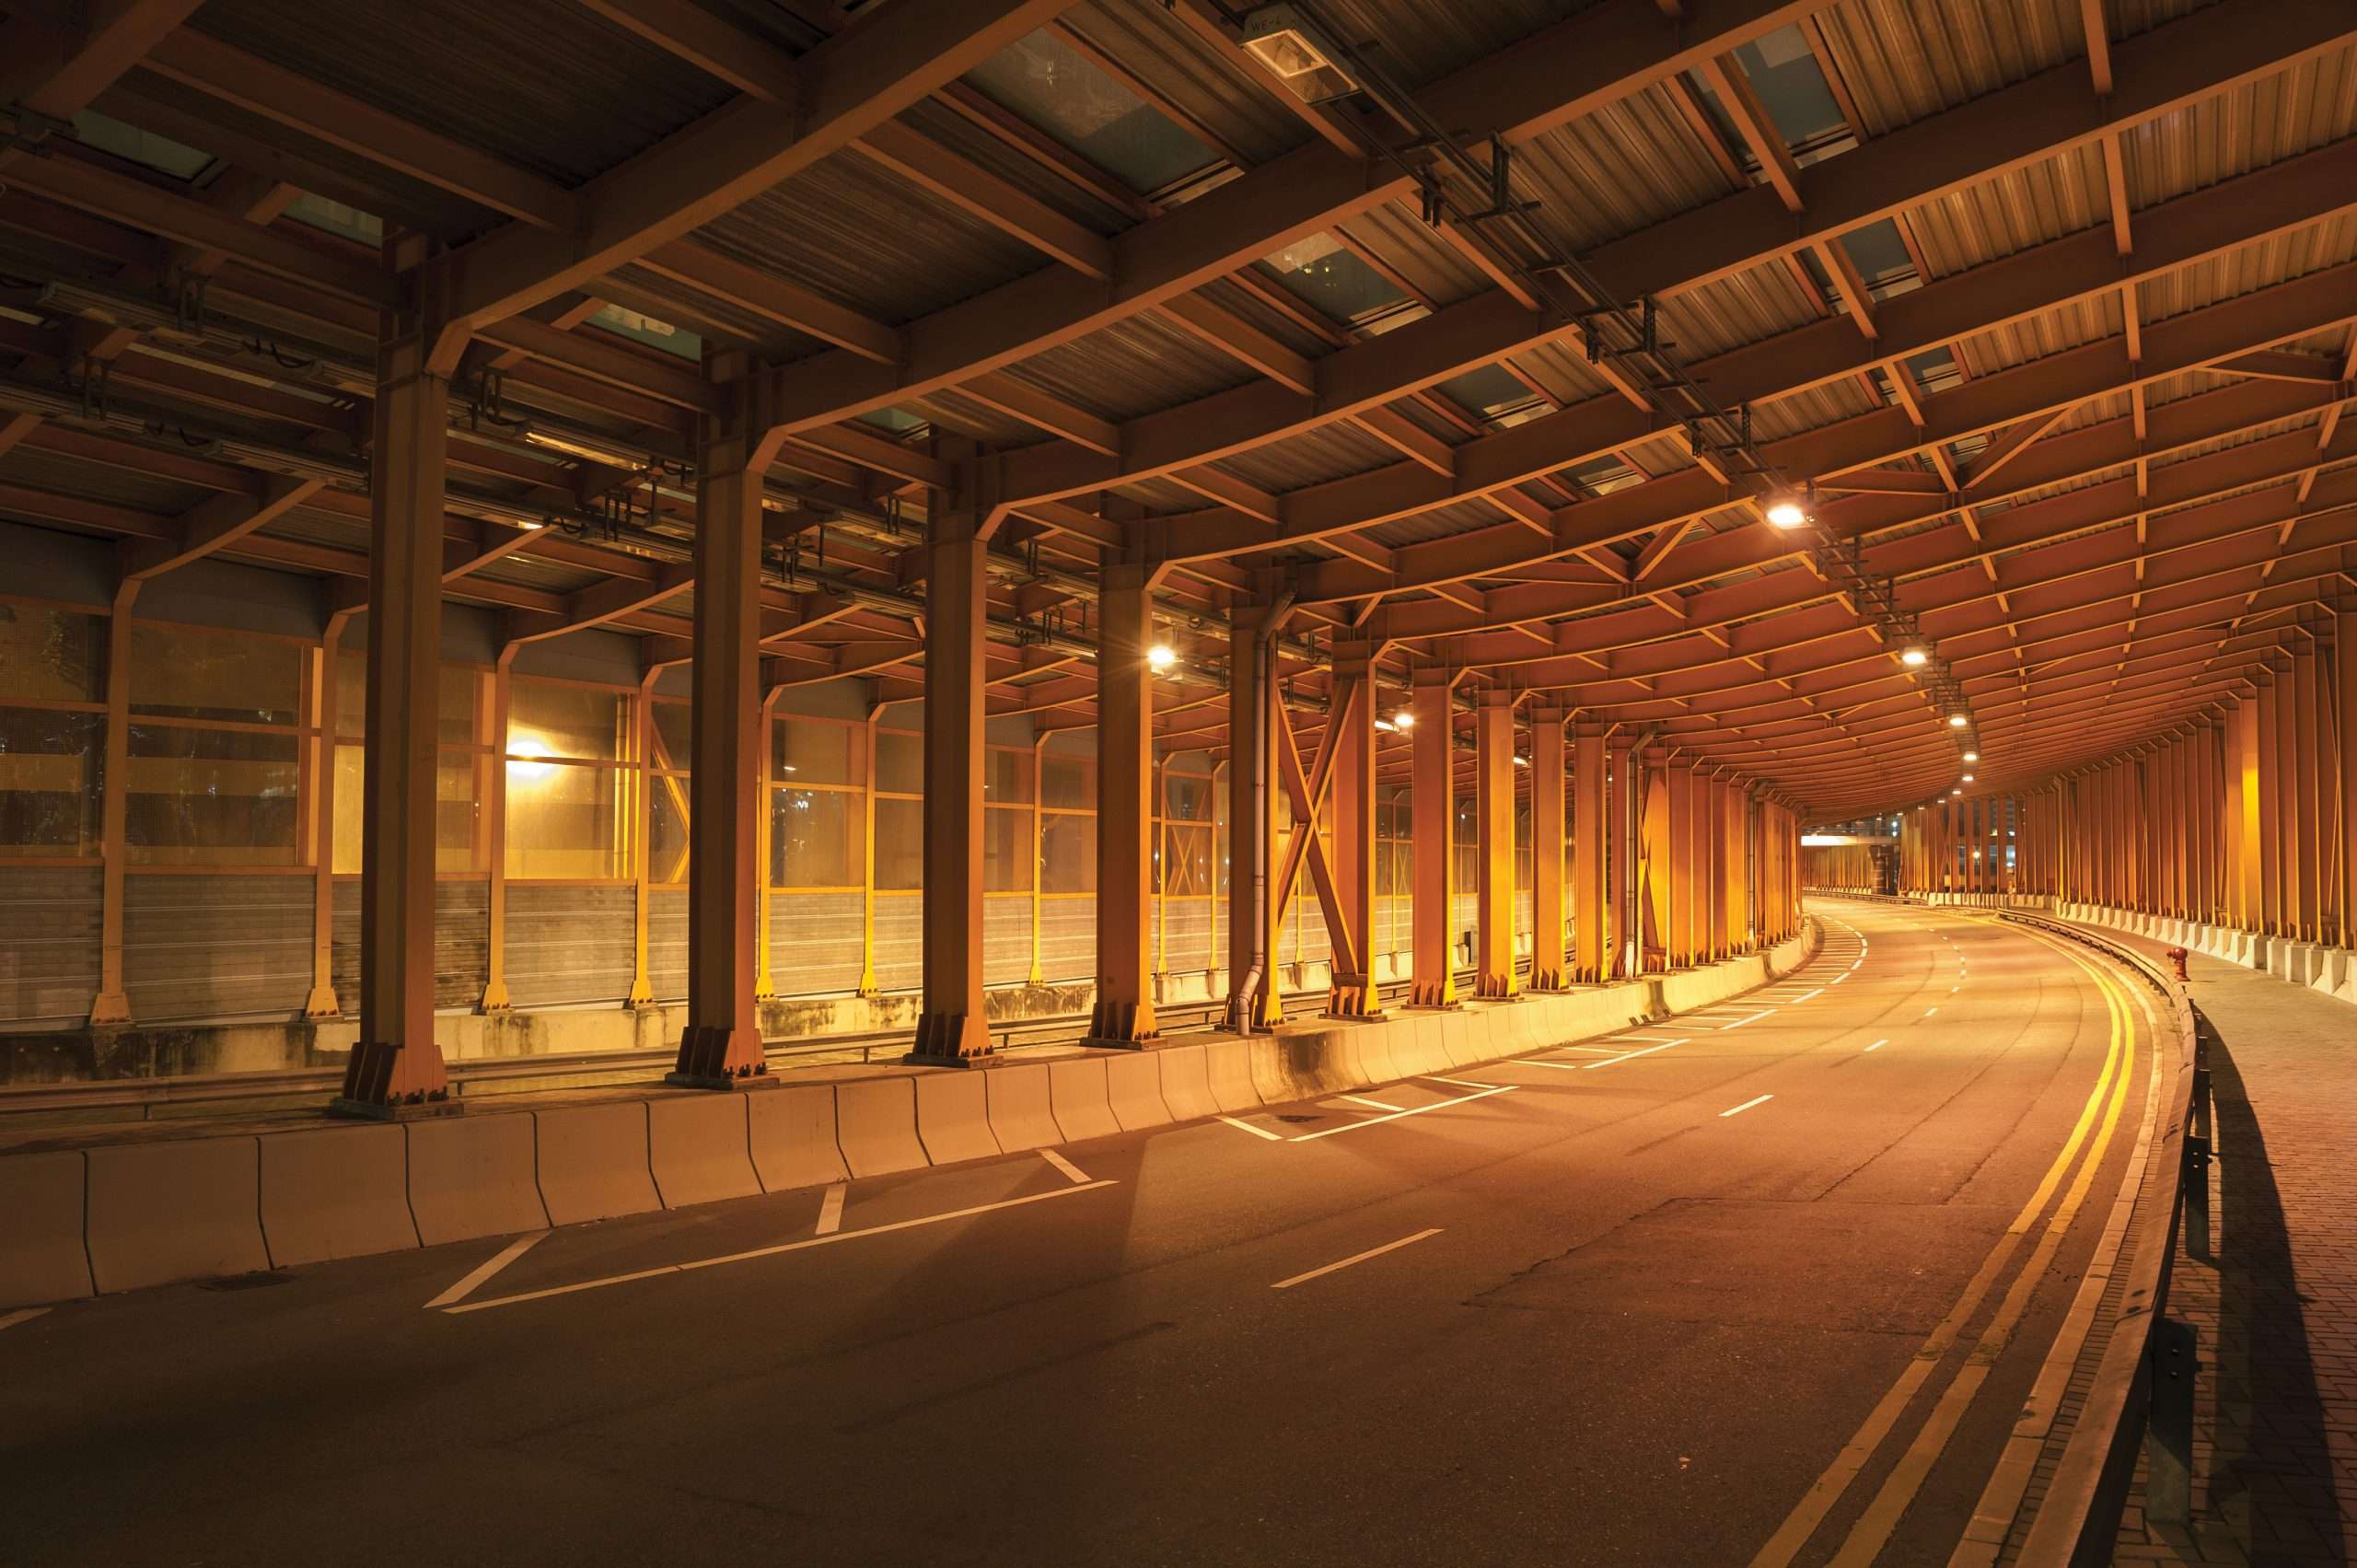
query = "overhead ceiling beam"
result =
(431, 0, 1073, 364)
(121, 473, 326, 580)
(0, 0, 205, 172)
(142, 29, 578, 230)
(754, 0, 1830, 435)
(989, 3, 2357, 511)
(1295, 257, 2357, 601)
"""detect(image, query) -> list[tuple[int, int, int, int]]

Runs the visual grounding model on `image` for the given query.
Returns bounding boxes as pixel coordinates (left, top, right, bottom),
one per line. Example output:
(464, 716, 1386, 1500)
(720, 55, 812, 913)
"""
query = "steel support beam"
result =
(1609, 730, 1640, 979)
(1572, 721, 1608, 983)
(1327, 644, 1384, 1017)
(1474, 688, 1518, 998)
(1086, 562, 1161, 1047)
(1528, 707, 1569, 990)
(2340, 609, 2357, 946)
(1225, 598, 1286, 1029)
(1409, 669, 1457, 1007)
(669, 372, 770, 1086)
(911, 441, 993, 1063)
(338, 240, 456, 1115)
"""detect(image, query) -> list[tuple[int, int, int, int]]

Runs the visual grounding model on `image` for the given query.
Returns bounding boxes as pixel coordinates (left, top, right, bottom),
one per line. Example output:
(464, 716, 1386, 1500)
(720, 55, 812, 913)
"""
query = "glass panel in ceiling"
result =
(1732, 27, 1848, 146)
(1839, 218, 1916, 294)
(965, 31, 1218, 196)
(856, 408, 927, 435)
(1259, 234, 1406, 325)
(592, 305, 701, 361)
(1437, 364, 1538, 423)
(1903, 345, 1961, 392)
(71, 110, 212, 180)
(284, 193, 383, 246)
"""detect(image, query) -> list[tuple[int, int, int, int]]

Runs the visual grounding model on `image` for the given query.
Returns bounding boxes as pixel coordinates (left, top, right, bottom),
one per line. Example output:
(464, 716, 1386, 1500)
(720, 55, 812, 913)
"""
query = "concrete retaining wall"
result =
(2054, 902, 2357, 1008)
(0, 922, 1823, 1309)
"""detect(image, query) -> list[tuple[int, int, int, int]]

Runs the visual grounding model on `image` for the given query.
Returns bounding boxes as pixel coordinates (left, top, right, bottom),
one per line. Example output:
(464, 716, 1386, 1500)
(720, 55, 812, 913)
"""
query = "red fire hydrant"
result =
(2165, 946, 2189, 982)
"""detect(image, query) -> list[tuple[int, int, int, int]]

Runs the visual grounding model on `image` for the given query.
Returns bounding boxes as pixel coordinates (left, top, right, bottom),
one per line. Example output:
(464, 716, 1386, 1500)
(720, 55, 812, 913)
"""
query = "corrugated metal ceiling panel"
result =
(190, 0, 732, 187)
(1212, 419, 1396, 492)
(1014, 311, 1261, 422)
(1513, 81, 1744, 256)
(1813, 0, 2090, 135)
(1309, 0, 1609, 94)
(1339, 207, 1492, 309)
(0, 448, 211, 514)
(1058, 3, 1307, 168)
(2135, 211, 2357, 324)
(694, 151, 1049, 324)
(1902, 143, 2107, 276)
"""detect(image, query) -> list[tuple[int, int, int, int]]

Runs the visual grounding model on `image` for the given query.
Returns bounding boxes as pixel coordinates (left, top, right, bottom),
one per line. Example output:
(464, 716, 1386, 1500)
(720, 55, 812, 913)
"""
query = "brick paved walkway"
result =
(2079, 928, 2357, 1566)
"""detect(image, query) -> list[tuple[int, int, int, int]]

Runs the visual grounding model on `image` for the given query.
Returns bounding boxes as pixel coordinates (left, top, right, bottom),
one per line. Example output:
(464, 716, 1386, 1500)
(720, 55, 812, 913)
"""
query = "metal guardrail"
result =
(1998, 911, 2209, 1566)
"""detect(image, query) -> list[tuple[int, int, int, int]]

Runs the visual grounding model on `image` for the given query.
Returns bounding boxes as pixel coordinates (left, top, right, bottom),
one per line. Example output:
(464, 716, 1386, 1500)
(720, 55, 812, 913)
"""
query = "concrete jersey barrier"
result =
(0, 919, 1824, 1309)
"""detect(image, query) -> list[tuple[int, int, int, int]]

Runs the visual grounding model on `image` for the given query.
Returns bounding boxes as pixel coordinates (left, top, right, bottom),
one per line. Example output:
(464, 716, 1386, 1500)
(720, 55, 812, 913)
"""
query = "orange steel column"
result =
(2258, 673, 2284, 931)
(2293, 645, 2321, 942)
(339, 238, 455, 1116)
(2339, 610, 2357, 947)
(1607, 730, 1638, 977)
(2202, 719, 2224, 923)
(670, 374, 772, 1085)
(1327, 644, 1383, 1016)
(1724, 780, 1747, 949)
(1698, 772, 1722, 958)
(1473, 689, 1518, 998)
(1666, 758, 1695, 967)
(1086, 563, 1162, 1047)
(305, 605, 358, 1019)
(911, 445, 992, 1063)
(1225, 599, 1287, 1028)
(1527, 707, 1568, 990)
(1409, 668, 1457, 1007)
(1571, 721, 1607, 981)
(2228, 699, 2260, 927)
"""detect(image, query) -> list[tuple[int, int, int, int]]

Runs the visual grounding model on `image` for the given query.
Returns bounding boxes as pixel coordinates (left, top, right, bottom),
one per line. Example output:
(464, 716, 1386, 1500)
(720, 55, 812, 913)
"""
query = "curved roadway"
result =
(0, 899, 2156, 1566)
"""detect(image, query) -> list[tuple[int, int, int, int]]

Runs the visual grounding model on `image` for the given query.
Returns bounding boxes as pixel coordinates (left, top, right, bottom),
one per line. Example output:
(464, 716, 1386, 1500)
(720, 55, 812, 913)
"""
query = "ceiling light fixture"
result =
(1393, 708, 1416, 730)
(1963, 749, 1979, 762)
(1146, 643, 1177, 671)
(1899, 645, 1929, 668)
(1239, 6, 1359, 102)
(1948, 714, 1969, 728)
(1765, 493, 1809, 529)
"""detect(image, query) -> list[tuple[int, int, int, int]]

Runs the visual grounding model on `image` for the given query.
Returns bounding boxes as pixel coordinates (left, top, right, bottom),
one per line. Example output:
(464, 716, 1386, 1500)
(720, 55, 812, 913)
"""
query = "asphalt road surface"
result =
(0, 900, 2156, 1566)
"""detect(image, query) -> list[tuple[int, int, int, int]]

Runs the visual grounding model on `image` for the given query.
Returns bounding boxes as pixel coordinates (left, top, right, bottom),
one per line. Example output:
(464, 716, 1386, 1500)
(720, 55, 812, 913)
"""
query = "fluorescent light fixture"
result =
(1374, 718, 1396, 733)
(1146, 643, 1177, 671)
(1514, 755, 1530, 768)
(1239, 6, 1359, 101)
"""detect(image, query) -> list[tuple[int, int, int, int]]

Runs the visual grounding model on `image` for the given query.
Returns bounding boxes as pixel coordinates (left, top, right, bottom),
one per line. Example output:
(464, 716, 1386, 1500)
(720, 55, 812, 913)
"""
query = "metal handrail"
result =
(2000, 911, 2208, 1565)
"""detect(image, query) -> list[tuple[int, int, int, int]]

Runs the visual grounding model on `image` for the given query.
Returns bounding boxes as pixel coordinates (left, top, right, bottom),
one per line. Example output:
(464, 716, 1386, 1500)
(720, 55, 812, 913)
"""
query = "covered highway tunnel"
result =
(1, 0, 2354, 1562)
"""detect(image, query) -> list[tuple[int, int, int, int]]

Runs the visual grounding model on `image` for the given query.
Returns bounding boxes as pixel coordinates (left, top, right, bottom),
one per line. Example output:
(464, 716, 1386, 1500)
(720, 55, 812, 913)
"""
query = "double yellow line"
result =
(1747, 922, 2141, 1568)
